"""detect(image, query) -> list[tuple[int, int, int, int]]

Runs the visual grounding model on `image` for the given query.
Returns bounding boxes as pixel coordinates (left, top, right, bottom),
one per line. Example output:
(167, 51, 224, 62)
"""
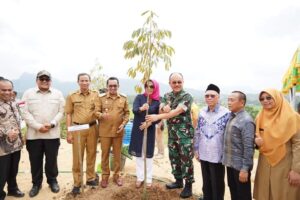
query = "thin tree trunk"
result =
(142, 24, 152, 200)
(78, 134, 84, 193)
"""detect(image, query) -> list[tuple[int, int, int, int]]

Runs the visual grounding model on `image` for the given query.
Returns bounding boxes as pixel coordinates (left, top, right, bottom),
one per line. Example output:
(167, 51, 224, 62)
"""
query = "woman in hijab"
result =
(129, 79, 160, 188)
(254, 89, 300, 200)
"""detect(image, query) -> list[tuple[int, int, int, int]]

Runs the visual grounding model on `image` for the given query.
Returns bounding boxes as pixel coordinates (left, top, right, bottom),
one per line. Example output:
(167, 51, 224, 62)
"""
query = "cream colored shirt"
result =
(21, 87, 65, 140)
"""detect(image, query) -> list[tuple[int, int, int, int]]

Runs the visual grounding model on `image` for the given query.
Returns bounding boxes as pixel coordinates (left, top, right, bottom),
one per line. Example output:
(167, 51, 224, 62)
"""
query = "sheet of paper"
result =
(68, 124, 89, 132)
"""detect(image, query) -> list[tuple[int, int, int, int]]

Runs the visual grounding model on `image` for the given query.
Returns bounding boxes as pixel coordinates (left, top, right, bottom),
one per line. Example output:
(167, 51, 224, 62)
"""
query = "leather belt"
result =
(73, 120, 97, 127)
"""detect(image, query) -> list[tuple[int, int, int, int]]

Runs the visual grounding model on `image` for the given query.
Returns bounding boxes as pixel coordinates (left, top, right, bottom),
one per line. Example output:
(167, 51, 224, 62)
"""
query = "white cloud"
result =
(0, 0, 299, 93)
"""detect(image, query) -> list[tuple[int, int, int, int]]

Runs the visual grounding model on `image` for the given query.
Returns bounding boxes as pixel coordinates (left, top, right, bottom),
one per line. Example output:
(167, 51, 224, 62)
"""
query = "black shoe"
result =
(166, 179, 183, 189)
(49, 182, 60, 193)
(29, 185, 41, 198)
(71, 186, 80, 195)
(86, 180, 98, 187)
(180, 183, 192, 198)
(7, 188, 25, 198)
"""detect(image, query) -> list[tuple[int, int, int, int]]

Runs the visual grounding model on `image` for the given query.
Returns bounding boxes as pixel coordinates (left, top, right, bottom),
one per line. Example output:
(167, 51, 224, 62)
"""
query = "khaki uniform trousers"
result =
(100, 136, 122, 180)
(72, 125, 98, 187)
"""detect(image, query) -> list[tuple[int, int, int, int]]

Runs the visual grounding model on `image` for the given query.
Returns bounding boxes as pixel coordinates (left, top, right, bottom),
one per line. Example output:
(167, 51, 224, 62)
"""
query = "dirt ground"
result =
(5, 140, 257, 200)
(61, 175, 197, 200)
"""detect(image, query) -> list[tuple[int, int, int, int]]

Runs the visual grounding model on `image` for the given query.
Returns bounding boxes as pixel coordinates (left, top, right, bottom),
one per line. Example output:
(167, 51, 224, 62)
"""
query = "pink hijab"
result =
(143, 79, 160, 101)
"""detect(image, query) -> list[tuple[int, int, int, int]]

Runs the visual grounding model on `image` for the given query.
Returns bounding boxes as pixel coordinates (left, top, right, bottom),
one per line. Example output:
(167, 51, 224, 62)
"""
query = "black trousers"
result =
(226, 167, 252, 200)
(200, 160, 225, 200)
(26, 139, 60, 186)
(0, 150, 21, 200)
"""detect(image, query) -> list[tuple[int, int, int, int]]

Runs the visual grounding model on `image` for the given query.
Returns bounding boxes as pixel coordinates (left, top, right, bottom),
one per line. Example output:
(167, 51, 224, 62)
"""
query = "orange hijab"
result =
(255, 89, 300, 166)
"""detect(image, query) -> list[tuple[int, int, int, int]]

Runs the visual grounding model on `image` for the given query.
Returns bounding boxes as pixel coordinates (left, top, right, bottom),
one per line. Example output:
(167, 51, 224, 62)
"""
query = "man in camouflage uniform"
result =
(65, 73, 99, 195)
(146, 72, 194, 198)
(95, 77, 129, 188)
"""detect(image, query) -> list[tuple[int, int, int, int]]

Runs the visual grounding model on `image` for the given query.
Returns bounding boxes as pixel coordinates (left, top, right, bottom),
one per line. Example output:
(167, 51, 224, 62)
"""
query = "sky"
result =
(0, 0, 300, 93)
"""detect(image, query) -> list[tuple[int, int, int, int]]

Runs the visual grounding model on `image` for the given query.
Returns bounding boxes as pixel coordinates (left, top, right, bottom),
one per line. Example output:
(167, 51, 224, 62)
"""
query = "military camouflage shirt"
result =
(0, 99, 23, 156)
(161, 90, 194, 140)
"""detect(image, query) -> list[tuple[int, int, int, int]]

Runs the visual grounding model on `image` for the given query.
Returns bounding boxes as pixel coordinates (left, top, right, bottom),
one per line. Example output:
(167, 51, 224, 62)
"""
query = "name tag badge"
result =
(68, 124, 89, 132)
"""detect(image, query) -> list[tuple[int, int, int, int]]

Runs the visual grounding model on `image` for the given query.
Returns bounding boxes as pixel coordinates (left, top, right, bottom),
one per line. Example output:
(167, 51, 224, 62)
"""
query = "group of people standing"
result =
(0, 71, 130, 199)
(0, 70, 300, 200)
(65, 74, 130, 194)
(129, 72, 300, 200)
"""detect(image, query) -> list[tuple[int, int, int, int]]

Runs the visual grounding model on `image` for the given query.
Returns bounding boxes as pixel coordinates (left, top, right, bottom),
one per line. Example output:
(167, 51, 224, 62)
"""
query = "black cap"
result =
(206, 84, 220, 94)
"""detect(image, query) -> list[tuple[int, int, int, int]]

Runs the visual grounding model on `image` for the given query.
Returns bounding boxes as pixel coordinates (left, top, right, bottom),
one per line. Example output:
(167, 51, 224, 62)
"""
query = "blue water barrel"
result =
(123, 121, 133, 145)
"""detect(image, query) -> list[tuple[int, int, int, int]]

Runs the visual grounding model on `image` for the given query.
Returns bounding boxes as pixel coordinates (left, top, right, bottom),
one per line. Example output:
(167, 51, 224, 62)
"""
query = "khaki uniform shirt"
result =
(95, 93, 129, 137)
(65, 89, 99, 124)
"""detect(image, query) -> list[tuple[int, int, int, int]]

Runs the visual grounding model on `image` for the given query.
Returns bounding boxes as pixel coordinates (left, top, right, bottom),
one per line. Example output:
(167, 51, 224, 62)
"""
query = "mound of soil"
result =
(62, 175, 197, 200)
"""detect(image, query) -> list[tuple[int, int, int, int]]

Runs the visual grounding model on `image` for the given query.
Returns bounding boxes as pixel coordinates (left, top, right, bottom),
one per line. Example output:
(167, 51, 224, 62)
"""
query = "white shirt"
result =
(21, 87, 65, 140)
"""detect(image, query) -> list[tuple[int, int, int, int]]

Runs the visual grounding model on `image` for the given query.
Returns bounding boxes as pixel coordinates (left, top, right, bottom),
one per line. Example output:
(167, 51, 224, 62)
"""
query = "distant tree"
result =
(60, 117, 67, 139)
(90, 60, 107, 91)
(123, 10, 174, 198)
(245, 105, 260, 119)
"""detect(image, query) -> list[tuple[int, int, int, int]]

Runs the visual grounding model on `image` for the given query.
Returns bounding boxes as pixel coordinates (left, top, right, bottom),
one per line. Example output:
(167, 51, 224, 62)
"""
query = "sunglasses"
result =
(39, 78, 50, 82)
(259, 96, 272, 101)
(108, 85, 118, 88)
(205, 94, 216, 98)
(171, 81, 182, 85)
(146, 85, 154, 89)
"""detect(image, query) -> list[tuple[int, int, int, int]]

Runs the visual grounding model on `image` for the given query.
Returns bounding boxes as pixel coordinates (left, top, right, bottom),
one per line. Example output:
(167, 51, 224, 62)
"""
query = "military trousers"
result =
(72, 125, 98, 187)
(168, 138, 194, 183)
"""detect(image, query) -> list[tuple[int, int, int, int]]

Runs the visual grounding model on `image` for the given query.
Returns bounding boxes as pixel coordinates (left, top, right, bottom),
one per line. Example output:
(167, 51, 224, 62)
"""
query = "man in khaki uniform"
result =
(95, 77, 129, 188)
(65, 73, 99, 195)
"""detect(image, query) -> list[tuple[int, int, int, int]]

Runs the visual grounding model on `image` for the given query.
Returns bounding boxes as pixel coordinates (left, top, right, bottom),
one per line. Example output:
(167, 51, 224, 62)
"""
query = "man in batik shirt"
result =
(0, 79, 24, 200)
(194, 84, 230, 200)
(146, 72, 194, 199)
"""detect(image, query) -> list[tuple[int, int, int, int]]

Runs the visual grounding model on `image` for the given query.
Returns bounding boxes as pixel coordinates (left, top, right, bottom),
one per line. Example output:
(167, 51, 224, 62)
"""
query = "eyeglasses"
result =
(39, 78, 50, 82)
(146, 85, 154, 89)
(108, 85, 118, 88)
(259, 96, 272, 101)
(171, 81, 182, 85)
(205, 94, 216, 98)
